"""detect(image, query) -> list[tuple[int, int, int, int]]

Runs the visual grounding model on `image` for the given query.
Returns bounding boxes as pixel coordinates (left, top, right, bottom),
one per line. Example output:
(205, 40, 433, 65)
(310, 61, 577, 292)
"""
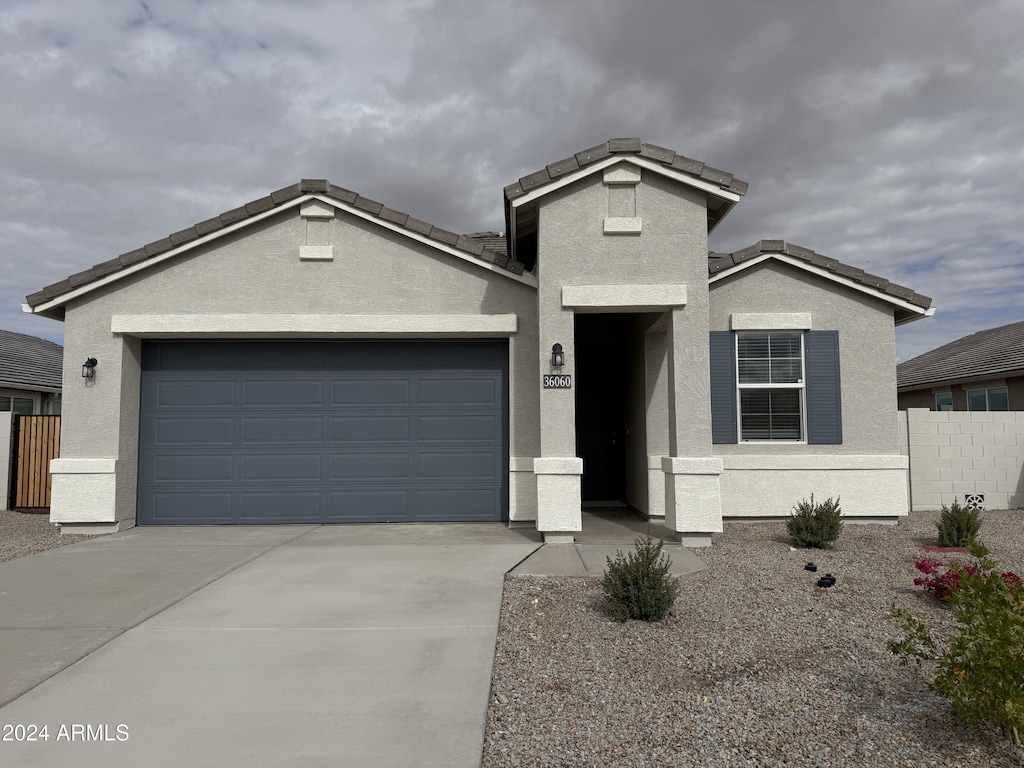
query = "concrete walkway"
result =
(0, 524, 539, 767)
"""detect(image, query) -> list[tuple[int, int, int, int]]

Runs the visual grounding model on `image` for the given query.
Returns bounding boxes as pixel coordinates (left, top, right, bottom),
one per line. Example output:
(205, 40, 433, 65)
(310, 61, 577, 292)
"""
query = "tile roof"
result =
(0, 329, 63, 391)
(25, 182, 528, 309)
(897, 320, 1024, 389)
(502, 138, 749, 201)
(708, 240, 933, 309)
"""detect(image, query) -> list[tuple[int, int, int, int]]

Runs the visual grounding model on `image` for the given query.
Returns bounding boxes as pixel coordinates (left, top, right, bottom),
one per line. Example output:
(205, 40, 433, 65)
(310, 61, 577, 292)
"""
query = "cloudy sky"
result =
(2, 0, 1022, 362)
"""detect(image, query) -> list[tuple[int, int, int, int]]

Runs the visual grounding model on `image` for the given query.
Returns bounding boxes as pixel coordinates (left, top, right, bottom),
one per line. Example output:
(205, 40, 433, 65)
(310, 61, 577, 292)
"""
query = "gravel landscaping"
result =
(483, 509, 1024, 768)
(0, 508, 99, 563)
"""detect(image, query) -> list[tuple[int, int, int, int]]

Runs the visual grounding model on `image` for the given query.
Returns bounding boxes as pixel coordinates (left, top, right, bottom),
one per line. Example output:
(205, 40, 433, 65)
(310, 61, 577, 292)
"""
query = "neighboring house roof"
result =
(0, 329, 63, 392)
(897, 320, 1024, 389)
(25, 180, 529, 315)
(708, 239, 933, 324)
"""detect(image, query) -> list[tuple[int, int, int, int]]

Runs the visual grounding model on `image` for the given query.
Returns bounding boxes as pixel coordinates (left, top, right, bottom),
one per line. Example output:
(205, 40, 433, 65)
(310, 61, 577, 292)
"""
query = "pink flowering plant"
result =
(889, 541, 1024, 749)
(913, 557, 1023, 603)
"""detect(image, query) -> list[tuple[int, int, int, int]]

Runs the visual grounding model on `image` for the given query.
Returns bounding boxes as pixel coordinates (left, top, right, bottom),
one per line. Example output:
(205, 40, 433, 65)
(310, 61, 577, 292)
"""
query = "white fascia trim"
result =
(317, 196, 537, 288)
(0, 381, 62, 394)
(510, 156, 741, 209)
(111, 314, 518, 338)
(27, 197, 310, 316)
(709, 253, 930, 317)
(720, 455, 908, 471)
(562, 284, 687, 310)
(26, 195, 536, 316)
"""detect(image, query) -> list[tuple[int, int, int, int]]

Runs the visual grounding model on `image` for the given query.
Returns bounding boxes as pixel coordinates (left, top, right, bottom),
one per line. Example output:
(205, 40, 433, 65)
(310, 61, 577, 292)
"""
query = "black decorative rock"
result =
(804, 563, 817, 572)
(816, 577, 833, 588)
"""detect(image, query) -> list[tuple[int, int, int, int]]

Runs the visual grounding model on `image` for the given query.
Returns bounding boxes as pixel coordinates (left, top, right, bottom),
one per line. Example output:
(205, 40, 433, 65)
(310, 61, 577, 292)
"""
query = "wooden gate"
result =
(10, 415, 61, 509)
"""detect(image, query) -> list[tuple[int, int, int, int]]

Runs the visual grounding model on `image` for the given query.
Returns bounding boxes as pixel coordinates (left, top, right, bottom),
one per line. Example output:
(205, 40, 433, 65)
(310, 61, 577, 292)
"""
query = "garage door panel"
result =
(417, 414, 499, 443)
(242, 417, 324, 444)
(150, 418, 236, 446)
(418, 378, 497, 405)
(325, 490, 409, 521)
(150, 455, 235, 483)
(331, 379, 410, 405)
(242, 454, 323, 481)
(331, 416, 410, 442)
(416, 489, 498, 520)
(151, 380, 237, 408)
(244, 379, 324, 406)
(331, 453, 409, 480)
(240, 491, 322, 522)
(418, 451, 500, 480)
(138, 340, 507, 525)
(148, 492, 235, 524)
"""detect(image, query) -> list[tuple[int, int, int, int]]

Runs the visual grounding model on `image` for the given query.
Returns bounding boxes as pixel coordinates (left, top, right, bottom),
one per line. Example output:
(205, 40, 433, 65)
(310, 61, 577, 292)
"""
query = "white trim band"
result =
(731, 312, 812, 330)
(111, 314, 519, 338)
(562, 284, 687, 310)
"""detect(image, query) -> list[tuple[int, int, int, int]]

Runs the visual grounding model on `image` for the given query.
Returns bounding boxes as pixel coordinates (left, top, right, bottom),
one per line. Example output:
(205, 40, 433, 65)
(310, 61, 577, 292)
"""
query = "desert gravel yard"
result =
(483, 510, 1024, 768)
(0, 509, 99, 563)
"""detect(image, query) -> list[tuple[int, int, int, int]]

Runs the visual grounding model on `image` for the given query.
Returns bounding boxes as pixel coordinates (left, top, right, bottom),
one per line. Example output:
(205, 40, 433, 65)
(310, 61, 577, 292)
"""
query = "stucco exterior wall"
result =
(709, 261, 900, 455)
(55, 208, 540, 526)
(534, 166, 711, 532)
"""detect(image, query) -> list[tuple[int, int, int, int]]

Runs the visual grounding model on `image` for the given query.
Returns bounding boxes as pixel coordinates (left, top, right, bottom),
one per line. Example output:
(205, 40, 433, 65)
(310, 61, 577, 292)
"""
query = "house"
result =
(23, 138, 933, 543)
(898, 320, 1024, 411)
(0, 329, 63, 510)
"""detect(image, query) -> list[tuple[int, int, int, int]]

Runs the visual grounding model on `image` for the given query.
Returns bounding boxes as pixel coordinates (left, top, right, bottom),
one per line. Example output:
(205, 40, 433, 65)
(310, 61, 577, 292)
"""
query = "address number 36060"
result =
(542, 374, 572, 389)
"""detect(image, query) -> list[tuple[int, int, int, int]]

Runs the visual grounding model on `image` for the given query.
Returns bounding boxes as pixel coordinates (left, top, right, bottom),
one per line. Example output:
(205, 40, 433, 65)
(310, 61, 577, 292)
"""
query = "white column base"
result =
(60, 520, 135, 535)
(662, 456, 724, 536)
(49, 459, 119, 525)
(534, 457, 583, 537)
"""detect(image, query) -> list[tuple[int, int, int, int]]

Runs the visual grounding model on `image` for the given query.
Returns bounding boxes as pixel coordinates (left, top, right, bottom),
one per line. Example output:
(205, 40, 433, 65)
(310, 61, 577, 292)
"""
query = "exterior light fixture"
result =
(551, 343, 564, 367)
(82, 358, 98, 379)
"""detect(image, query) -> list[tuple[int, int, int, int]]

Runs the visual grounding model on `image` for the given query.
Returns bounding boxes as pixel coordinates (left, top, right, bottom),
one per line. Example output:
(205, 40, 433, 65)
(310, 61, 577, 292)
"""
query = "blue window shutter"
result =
(709, 332, 737, 444)
(804, 331, 842, 444)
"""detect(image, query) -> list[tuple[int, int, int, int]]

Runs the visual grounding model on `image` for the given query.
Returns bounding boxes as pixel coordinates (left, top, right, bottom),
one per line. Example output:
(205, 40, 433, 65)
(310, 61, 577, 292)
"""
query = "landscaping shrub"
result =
(913, 558, 1022, 603)
(601, 537, 680, 623)
(786, 494, 842, 549)
(889, 541, 1024, 748)
(936, 499, 982, 548)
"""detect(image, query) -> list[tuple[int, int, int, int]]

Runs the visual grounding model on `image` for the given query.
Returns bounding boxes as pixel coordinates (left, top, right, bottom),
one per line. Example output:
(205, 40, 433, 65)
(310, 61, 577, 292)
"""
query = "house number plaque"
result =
(543, 374, 572, 389)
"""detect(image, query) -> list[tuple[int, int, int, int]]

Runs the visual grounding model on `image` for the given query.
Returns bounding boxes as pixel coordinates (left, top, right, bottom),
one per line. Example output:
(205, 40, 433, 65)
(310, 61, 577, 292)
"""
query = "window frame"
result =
(966, 386, 1008, 412)
(934, 391, 953, 411)
(734, 331, 807, 443)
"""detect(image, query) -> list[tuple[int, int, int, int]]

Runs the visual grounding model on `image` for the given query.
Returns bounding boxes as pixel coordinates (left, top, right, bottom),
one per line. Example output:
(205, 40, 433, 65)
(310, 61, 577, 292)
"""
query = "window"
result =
(736, 333, 804, 441)
(0, 396, 35, 415)
(967, 386, 1008, 411)
(934, 392, 953, 411)
(710, 330, 842, 445)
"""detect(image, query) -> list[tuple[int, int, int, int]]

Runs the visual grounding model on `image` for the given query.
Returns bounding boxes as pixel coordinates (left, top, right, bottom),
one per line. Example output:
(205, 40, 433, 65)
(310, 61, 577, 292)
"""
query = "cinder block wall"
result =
(0, 412, 11, 511)
(899, 408, 1024, 511)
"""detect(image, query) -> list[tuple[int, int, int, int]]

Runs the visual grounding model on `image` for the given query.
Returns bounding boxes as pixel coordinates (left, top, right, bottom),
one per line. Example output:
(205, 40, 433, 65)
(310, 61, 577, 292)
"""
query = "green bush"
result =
(601, 537, 680, 623)
(786, 494, 843, 549)
(888, 541, 1024, 748)
(937, 499, 982, 548)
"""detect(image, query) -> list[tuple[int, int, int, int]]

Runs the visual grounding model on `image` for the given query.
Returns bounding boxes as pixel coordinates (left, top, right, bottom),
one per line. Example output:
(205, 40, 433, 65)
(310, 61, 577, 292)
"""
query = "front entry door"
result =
(575, 332, 627, 502)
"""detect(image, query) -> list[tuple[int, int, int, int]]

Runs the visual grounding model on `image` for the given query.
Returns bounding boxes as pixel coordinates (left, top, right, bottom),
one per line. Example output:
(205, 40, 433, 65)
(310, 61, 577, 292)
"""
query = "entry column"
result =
(663, 306, 724, 546)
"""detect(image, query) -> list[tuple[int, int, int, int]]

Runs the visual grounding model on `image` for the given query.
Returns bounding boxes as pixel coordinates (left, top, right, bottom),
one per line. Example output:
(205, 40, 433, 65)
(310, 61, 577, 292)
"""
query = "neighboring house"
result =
(23, 138, 933, 542)
(898, 320, 1024, 411)
(0, 329, 63, 511)
(0, 329, 63, 415)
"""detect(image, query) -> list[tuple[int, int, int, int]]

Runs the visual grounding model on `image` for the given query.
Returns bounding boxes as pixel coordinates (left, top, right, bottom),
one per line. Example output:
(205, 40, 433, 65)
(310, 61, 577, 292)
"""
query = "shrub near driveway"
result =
(483, 510, 1024, 768)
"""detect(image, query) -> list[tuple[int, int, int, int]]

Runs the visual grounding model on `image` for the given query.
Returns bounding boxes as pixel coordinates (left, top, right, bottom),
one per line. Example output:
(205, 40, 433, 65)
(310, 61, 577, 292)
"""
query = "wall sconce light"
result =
(550, 343, 564, 368)
(82, 358, 98, 379)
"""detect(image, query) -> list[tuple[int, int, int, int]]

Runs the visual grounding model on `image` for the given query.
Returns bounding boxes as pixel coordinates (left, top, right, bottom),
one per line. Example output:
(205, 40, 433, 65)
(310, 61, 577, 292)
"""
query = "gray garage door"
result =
(137, 340, 508, 525)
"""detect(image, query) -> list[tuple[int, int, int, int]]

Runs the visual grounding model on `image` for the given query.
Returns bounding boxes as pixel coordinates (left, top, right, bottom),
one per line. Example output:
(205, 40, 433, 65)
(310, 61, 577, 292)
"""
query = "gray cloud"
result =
(2, 0, 1023, 361)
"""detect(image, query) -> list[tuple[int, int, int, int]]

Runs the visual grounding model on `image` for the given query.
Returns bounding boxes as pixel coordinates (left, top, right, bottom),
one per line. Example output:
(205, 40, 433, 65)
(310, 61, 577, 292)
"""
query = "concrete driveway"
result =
(0, 524, 539, 767)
